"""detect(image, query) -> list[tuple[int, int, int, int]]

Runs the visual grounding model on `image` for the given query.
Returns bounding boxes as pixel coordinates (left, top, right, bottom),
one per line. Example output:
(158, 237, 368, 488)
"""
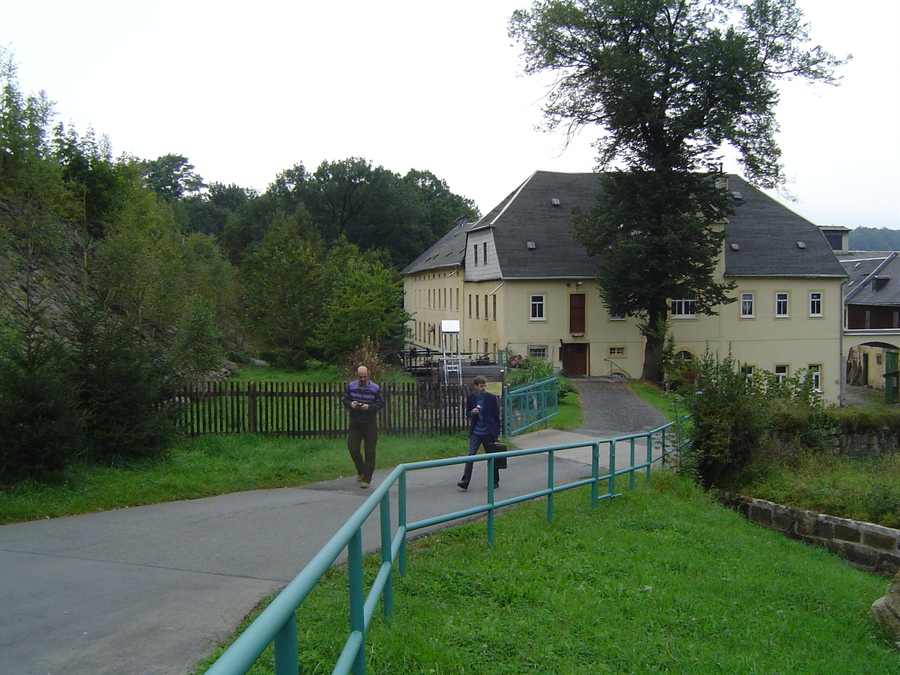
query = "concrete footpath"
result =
(0, 382, 669, 674)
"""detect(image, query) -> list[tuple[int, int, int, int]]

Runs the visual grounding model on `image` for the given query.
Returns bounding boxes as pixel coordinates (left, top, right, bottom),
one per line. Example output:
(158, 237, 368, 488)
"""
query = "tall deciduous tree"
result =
(140, 154, 203, 202)
(314, 238, 410, 361)
(510, 0, 847, 380)
(239, 208, 326, 368)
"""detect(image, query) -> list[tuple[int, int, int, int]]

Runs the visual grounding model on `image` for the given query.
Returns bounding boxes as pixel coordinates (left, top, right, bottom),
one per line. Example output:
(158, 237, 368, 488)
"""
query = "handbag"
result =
(485, 442, 508, 469)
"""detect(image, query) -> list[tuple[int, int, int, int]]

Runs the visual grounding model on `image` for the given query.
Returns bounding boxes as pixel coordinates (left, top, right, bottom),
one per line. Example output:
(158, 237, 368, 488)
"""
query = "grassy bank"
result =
(0, 434, 465, 524)
(196, 474, 896, 674)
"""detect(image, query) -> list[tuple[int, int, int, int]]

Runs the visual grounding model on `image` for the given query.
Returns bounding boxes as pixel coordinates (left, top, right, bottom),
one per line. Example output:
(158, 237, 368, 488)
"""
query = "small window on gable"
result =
(775, 292, 789, 318)
(530, 294, 546, 321)
(740, 292, 755, 318)
(482, 242, 488, 265)
(473, 244, 478, 266)
(809, 291, 823, 317)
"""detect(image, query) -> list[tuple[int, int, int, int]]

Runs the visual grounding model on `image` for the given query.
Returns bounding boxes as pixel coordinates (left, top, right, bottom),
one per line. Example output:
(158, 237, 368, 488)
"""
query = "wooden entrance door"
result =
(561, 342, 588, 376)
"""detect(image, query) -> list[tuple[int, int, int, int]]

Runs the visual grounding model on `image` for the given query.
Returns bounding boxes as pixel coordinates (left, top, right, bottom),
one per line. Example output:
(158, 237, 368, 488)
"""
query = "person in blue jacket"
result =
(342, 366, 384, 488)
(458, 375, 501, 490)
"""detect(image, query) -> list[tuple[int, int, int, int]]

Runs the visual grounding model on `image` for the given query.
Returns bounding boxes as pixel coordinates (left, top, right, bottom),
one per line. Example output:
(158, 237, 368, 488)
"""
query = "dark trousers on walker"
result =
(461, 433, 500, 486)
(348, 421, 377, 483)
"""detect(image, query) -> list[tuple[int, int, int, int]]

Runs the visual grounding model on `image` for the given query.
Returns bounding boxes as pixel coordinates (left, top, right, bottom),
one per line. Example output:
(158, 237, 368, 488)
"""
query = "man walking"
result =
(342, 366, 384, 488)
(458, 375, 502, 490)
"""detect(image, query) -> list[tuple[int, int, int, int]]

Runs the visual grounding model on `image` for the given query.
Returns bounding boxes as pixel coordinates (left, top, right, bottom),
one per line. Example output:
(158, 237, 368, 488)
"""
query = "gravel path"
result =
(572, 378, 669, 436)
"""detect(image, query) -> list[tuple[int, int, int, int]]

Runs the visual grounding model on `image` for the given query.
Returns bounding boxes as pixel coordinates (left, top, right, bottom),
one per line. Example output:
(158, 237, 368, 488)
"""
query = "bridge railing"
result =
(203, 418, 689, 675)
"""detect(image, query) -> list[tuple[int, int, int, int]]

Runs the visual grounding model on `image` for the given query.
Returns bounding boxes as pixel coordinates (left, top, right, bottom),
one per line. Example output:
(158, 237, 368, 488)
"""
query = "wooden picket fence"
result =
(178, 381, 469, 437)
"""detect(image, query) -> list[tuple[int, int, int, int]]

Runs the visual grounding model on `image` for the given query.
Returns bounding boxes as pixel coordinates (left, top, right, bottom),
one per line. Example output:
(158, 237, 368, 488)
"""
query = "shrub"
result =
(683, 350, 768, 488)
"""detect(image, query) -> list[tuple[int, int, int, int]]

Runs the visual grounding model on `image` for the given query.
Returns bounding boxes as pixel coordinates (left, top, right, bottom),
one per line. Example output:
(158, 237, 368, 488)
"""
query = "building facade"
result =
(401, 171, 847, 402)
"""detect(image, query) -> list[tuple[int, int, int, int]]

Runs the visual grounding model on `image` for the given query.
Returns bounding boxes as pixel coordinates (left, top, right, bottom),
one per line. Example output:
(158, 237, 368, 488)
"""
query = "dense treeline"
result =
(848, 227, 900, 251)
(0, 49, 477, 481)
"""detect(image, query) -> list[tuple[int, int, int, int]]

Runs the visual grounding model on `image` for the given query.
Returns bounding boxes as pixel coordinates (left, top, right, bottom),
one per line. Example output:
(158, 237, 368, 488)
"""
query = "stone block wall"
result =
(717, 493, 900, 577)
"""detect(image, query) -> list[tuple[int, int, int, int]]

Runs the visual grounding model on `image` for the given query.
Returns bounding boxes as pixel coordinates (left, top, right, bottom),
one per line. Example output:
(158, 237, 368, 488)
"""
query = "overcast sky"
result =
(4, 0, 898, 229)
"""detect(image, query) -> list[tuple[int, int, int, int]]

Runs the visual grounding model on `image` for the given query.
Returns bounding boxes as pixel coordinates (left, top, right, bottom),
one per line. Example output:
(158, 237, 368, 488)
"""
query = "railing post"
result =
(273, 612, 298, 675)
(646, 431, 654, 483)
(591, 441, 600, 507)
(629, 437, 636, 492)
(502, 385, 509, 438)
(546, 450, 555, 523)
(380, 494, 394, 621)
(348, 530, 366, 675)
(608, 440, 616, 500)
(487, 457, 496, 547)
(398, 471, 408, 576)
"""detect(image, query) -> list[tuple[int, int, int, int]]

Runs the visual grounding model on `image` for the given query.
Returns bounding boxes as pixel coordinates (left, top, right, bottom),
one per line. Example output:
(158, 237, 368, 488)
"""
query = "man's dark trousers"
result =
(348, 421, 377, 483)
(461, 433, 500, 486)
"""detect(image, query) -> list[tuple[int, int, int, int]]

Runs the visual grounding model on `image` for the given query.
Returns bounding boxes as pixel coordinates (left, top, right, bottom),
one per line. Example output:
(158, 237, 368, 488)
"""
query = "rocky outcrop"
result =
(870, 570, 900, 645)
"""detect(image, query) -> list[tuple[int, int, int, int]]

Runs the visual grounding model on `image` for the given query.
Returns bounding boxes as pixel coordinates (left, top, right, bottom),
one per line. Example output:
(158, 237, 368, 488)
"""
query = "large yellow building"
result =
(401, 171, 847, 402)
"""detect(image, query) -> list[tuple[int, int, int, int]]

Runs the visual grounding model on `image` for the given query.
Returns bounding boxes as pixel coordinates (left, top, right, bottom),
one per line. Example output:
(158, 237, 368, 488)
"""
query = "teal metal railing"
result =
(503, 375, 558, 437)
(203, 418, 689, 675)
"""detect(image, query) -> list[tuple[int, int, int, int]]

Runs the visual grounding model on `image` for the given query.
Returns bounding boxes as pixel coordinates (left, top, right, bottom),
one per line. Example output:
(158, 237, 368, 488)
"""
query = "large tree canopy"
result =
(510, 0, 846, 380)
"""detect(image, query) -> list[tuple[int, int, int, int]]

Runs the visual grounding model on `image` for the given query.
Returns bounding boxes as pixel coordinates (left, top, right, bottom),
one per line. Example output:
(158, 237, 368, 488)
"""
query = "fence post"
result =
(247, 382, 257, 433)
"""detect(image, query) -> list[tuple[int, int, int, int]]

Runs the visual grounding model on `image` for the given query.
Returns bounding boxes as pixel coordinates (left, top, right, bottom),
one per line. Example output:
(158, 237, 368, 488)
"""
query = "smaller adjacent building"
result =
(402, 171, 847, 402)
(838, 246, 900, 391)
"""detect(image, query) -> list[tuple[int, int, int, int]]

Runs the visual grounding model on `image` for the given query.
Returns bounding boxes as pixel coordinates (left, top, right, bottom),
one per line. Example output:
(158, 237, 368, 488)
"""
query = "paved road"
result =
(0, 378, 669, 675)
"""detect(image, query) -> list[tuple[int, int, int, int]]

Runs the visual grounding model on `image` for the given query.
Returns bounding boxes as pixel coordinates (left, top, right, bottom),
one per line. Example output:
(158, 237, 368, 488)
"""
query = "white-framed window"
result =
(740, 292, 755, 318)
(609, 311, 625, 321)
(775, 292, 790, 318)
(774, 364, 789, 382)
(808, 364, 822, 392)
(528, 345, 548, 359)
(530, 294, 546, 321)
(608, 346, 626, 357)
(670, 297, 696, 318)
(809, 291, 823, 317)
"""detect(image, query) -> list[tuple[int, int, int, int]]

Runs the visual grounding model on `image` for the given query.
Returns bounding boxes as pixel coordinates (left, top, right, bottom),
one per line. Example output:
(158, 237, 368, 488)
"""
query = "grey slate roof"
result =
(840, 251, 900, 306)
(401, 171, 847, 280)
(401, 215, 469, 274)
(721, 175, 845, 278)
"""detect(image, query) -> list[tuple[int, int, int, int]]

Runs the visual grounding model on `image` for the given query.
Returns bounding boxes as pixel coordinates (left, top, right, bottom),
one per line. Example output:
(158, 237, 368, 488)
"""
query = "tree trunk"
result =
(639, 307, 665, 382)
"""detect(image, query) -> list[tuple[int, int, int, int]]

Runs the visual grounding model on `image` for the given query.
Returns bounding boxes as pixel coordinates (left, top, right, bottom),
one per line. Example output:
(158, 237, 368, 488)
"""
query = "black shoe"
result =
(494, 481, 500, 489)
(457, 481, 469, 490)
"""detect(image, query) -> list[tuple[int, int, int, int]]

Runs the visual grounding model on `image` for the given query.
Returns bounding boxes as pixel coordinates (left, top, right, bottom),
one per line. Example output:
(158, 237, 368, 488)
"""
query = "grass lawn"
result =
(0, 434, 466, 524)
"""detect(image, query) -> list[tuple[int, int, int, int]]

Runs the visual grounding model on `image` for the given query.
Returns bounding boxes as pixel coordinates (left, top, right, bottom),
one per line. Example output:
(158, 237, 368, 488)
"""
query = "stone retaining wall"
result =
(717, 493, 900, 577)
